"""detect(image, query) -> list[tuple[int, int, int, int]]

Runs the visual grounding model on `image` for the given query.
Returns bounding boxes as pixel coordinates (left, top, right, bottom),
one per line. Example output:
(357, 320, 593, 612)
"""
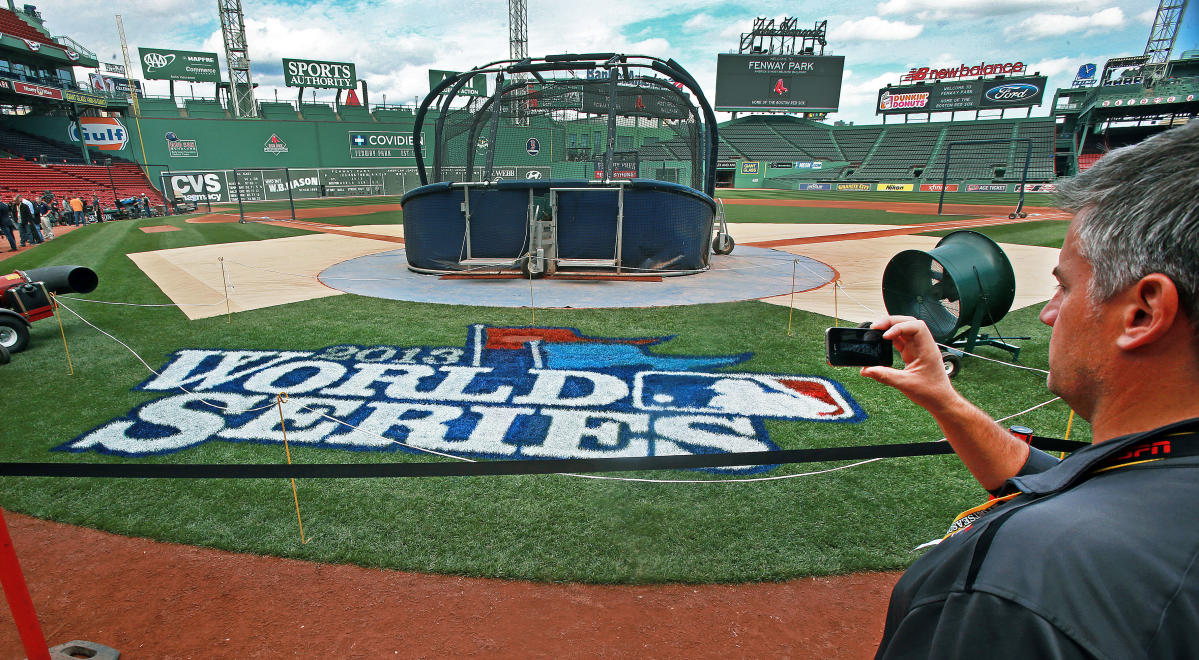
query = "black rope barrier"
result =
(0, 436, 1086, 480)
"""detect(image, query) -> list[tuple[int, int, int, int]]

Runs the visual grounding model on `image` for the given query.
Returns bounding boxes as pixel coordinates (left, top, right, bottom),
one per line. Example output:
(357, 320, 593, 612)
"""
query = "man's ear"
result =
(1116, 274, 1181, 351)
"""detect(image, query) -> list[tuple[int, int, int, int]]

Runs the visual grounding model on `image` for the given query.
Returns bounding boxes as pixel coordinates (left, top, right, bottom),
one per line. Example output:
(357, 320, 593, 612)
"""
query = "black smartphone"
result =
(825, 327, 893, 367)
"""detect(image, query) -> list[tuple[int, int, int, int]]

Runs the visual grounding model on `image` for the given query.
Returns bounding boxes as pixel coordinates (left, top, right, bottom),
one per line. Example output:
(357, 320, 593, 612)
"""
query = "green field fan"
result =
(881, 230, 1023, 377)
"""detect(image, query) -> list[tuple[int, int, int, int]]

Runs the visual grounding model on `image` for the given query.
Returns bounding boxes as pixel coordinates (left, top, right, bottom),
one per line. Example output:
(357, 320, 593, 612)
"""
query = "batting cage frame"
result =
(403, 53, 729, 277)
(937, 138, 1031, 218)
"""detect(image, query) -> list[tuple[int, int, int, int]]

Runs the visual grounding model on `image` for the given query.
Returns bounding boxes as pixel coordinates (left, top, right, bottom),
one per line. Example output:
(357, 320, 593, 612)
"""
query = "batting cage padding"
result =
(401, 178, 715, 274)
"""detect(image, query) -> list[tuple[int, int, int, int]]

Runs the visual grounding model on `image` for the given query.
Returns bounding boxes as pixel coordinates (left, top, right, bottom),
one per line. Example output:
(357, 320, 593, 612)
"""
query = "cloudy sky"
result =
(35, 0, 1195, 124)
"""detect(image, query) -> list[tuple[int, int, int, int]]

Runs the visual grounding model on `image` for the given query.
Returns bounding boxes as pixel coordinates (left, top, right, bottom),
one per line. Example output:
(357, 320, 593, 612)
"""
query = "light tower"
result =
(508, 0, 528, 124)
(1143, 0, 1187, 83)
(218, 0, 257, 118)
(509, 0, 527, 62)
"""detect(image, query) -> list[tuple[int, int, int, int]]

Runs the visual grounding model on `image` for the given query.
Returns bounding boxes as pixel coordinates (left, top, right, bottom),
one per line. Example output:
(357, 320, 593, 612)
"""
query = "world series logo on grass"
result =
(59, 325, 866, 473)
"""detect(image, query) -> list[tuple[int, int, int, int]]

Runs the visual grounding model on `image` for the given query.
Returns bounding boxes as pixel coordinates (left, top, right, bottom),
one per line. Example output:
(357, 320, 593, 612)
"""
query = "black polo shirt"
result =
(875, 417, 1199, 659)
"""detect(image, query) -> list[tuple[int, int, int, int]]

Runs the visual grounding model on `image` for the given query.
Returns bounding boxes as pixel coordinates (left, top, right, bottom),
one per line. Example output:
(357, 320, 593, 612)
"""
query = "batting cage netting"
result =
(403, 54, 725, 277)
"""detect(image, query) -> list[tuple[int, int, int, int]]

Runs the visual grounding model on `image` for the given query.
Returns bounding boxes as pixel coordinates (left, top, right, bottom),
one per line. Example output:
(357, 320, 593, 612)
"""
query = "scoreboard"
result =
(715, 54, 845, 112)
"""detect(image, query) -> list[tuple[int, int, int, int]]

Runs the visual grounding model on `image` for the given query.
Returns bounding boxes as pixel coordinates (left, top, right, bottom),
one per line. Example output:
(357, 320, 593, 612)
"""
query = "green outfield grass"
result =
(0, 195, 1082, 584)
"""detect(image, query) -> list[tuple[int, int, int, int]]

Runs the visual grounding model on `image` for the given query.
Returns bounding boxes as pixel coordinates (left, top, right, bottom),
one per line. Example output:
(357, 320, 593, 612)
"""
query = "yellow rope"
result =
(276, 392, 307, 544)
(49, 291, 74, 376)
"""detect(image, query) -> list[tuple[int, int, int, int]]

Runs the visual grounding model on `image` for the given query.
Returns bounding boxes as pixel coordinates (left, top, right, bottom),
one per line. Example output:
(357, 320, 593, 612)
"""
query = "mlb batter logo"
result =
(60, 325, 866, 473)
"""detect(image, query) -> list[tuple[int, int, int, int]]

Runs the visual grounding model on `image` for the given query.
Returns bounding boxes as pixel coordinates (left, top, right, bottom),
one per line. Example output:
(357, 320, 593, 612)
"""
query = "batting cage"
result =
(403, 53, 725, 277)
(934, 138, 1033, 218)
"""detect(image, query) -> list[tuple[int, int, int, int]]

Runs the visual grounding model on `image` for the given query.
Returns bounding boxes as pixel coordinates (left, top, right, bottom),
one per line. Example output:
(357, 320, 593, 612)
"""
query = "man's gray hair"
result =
(1056, 120, 1199, 324)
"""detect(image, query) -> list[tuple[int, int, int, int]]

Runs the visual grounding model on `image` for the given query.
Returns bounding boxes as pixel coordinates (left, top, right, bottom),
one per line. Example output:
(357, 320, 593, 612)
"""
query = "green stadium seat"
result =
(259, 101, 300, 120)
(184, 99, 228, 119)
(299, 103, 337, 120)
(372, 107, 413, 123)
(337, 105, 373, 121)
(136, 97, 183, 118)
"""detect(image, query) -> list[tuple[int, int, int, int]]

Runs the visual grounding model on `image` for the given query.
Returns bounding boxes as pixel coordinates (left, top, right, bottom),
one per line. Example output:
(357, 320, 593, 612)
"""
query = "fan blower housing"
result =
(882, 230, 1021, 374)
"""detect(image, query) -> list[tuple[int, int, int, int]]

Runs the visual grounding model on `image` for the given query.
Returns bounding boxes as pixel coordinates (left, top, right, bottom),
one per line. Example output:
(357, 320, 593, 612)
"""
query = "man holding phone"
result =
(864, 121, 1199, 658)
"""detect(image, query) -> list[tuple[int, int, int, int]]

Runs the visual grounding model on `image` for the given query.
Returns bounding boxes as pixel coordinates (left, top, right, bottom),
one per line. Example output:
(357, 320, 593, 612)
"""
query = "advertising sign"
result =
(877, 76, 1047, 115)
(165, 131, 199, 158)
(876, 183, 914, 192)
(715, 54, 844, 112)
(139, 48, 221, 83)
(429, 69, 487, 97)
(62, 89, 107, 107)
(836, 183, 871, 191)
(901, 60, 1027, 83)
(165, 171, 227, 202)
(920, 184, 959, 192)
(739, 162, 760, 175)
(67, 117, 127, 151)
(966, 184, 1009, 192)
(264, 169, 320, 199)
(348, 131, 419, 159)
(13, 81, 62, 101)
(88, 73, 143, 97)
(283, 58, 357, 89)
(799, 183, 832, 191)
(1016, 183, 1058, 193)
(593, 154, 639, 179)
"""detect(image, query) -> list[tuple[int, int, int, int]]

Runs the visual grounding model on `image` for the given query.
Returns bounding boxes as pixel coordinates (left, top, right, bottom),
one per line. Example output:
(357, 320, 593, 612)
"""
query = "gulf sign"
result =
(67, 117, 127, 151)
(57, 325, 866, 473)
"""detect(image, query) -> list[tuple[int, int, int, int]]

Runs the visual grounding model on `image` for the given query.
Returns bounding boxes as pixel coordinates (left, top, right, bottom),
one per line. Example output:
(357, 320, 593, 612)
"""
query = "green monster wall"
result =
(2, 113, 565, 188)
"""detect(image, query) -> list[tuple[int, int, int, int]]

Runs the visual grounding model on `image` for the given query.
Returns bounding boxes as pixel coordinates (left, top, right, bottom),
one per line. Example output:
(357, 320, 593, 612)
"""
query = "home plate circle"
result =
(318, 246, 835, 309)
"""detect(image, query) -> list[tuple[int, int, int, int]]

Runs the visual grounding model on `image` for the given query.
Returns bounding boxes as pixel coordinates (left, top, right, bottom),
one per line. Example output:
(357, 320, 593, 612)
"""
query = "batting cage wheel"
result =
(712, 233, 735, 255)
(520, 255, 546, 279)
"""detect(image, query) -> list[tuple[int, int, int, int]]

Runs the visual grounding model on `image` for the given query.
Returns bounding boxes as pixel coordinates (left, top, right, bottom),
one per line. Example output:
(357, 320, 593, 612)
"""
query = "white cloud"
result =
(1026, 56, 1077, 78)
(1006, 7, 1125, 39)
(682, 13, 717, 32)
(829, 16, 924, 42)
(879, 0, 1095, 19)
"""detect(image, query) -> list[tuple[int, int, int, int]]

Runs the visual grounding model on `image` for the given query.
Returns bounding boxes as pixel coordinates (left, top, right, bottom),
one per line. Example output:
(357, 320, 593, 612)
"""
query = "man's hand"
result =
(859, 316, 960, 413)
(858, 315, 1030, 491)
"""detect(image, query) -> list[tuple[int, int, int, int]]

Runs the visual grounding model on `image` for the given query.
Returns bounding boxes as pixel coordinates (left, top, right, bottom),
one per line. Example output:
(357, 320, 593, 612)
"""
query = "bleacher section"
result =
(832, 126, 884, 167)
(1012, 120, 1056, 181)
(258, 102, 300, 120)
(299, 103, 337, 120)
(0, 159, 166, 208)
(924, 121, 1015, 181)
(371, 107, 412, 122)
(184, 99, 228, 119)
(0, 128, 165, 207)
(719, 121, 804, 160)
(1077, 153, 1102, 171)
(845, 123, 942, 180)
(136, 98, 183, 118)
(0, 9, 57, 48)
(337, 105, 373, 121)
(0, 126, 83, 163)
(715, 115, 1056, 184)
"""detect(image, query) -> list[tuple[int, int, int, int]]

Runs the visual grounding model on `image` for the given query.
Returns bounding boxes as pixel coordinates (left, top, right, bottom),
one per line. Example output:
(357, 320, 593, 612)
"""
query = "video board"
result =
(876, 76, 1048, 115)
(715, 54, 844, 112)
